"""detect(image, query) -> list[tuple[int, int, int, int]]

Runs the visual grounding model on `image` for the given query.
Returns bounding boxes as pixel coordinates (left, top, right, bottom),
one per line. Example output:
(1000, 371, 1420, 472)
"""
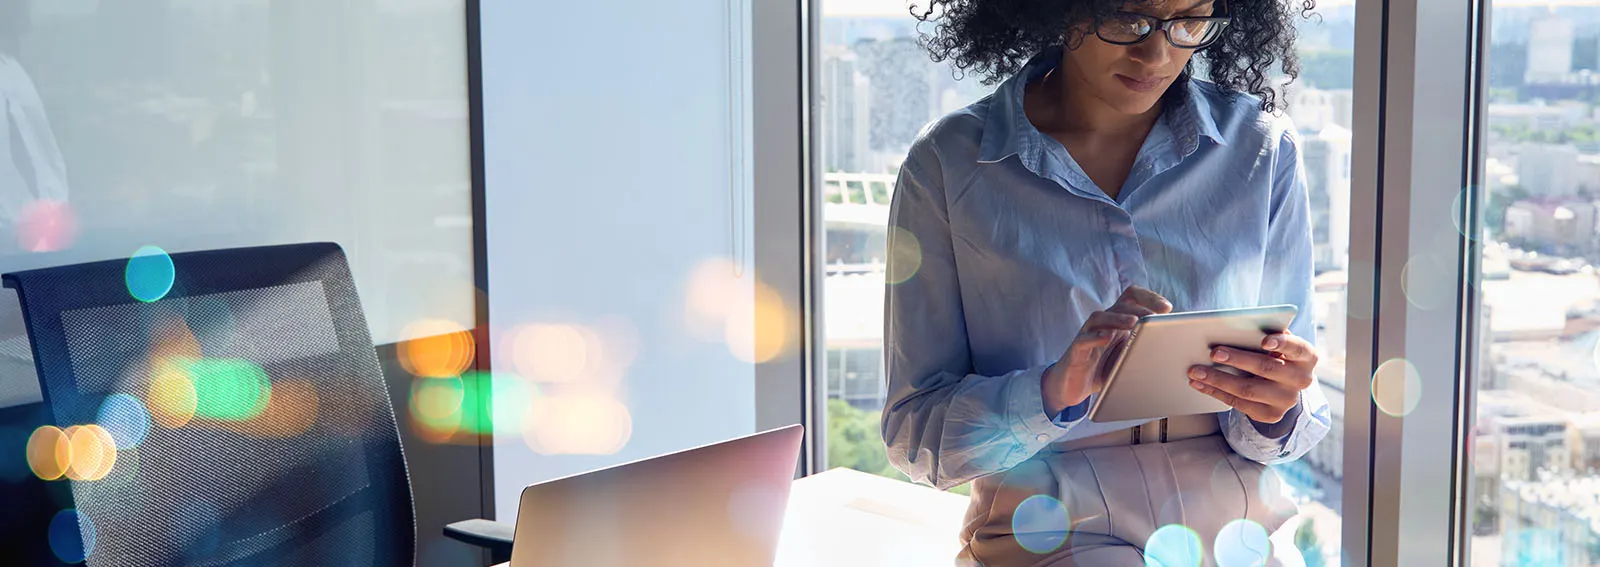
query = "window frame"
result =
(1348, 0, 1486, 564)
(792, 0, 1498, 564)
(751, 0, 813, 472)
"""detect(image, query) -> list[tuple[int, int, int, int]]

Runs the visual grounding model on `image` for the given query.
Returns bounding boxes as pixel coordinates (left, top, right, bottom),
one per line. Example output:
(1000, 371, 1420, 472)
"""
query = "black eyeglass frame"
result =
(1094, 13, 1233, 49)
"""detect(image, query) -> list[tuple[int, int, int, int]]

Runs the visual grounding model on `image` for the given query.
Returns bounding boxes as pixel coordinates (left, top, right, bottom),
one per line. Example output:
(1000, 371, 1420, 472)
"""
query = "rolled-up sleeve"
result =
(1219, 125, 1332, 465)
(880, 138, 1089, 490)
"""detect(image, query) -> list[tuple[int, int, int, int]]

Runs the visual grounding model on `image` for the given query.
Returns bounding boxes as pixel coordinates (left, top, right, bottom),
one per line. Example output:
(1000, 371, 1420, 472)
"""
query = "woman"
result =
(881, 0, 1331, 564)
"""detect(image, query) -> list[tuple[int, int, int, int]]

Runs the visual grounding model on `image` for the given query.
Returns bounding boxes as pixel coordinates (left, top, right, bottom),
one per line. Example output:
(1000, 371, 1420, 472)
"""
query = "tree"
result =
(1297, 50, 1354, 90)
(826, 398, 971, 495)
(1487, 184, 1530, 236)
(826, 398, 899, 479)
(1295, 518, 1327, 567)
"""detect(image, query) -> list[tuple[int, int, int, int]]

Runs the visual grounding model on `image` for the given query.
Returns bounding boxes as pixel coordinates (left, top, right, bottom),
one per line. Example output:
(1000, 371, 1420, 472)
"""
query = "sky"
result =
(818, 0, 1600, 19)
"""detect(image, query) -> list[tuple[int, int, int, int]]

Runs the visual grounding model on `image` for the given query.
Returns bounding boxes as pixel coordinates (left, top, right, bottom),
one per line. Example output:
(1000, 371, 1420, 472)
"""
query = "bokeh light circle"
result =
(1011, 494, 1071, 554)
(224, 380, 320, 439)
(149, 360, 198, 428)
(486, 373, 537, 433)
(126, 246, 176, 303)
(64, 425, 117, 482)
(97, 394, 151, 450)
(683, 257, 741, 341)
(17, 199, 79, 252)
(399, 319, 476, 378)
(48, 509, 95, 563)
(886, 226, 923, 285)
(410, 376, 466, 442)
(523, 395, 633, 455)
(724, 281, 791, 364)
(1214, 519, 1271, 567)
(510, 324, 592, 383)
(1144, 524, 1204, 567)
(26, 425, 71, 481)
(1451, 186, 1485, 243)
(1400, 253, 1453, 311)
(1371, 358, 1423, 417)
(188, 359, 272, 421)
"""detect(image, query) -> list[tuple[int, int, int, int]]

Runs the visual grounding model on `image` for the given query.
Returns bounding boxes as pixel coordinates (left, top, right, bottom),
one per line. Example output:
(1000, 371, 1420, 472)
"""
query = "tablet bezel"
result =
(1086, 304, 1299, 423)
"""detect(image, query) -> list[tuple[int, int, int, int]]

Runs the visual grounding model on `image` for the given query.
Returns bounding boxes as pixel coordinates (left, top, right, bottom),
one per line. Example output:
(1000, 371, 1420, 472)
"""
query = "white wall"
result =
(480, 0, 760, 519)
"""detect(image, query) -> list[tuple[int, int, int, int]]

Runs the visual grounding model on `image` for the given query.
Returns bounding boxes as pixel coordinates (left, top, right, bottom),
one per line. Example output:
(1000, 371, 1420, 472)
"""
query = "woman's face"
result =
(1060, 0, 1217, 116)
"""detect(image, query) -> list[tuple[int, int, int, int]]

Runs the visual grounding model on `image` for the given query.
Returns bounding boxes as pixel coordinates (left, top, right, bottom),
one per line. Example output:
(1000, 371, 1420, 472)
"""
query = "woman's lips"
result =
(1116, 74, 1164, 92)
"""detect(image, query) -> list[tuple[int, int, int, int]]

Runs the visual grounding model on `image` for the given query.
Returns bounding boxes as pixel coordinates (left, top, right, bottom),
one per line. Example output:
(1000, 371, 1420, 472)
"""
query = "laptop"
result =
(507, 424, 805, 567)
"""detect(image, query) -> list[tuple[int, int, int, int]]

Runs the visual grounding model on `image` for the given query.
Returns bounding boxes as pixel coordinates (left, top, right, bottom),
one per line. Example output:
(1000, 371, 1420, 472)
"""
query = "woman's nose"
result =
(1127, 35, 1174, 68)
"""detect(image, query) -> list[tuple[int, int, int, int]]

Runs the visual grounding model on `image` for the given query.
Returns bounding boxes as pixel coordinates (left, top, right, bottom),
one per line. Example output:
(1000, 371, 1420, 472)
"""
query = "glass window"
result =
(818, 2, 989, 487)
(816, 8, 1354, 563)
(0, 0, 475, 354)
(1470, 4, 1600, 564)
(481, 0, 765, 523)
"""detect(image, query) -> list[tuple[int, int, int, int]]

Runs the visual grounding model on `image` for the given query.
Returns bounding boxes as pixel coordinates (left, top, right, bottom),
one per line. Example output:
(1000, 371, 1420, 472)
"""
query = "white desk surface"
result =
(489, 467, 970, 567)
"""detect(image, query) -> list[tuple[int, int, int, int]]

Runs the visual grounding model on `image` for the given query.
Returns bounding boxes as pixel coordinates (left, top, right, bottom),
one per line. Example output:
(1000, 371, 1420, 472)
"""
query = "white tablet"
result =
(1087, 304, 1299, 423)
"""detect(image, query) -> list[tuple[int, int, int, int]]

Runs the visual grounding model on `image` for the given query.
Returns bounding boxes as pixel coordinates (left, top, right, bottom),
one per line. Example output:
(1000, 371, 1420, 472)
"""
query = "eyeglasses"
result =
(1095, 12, 1231, 49)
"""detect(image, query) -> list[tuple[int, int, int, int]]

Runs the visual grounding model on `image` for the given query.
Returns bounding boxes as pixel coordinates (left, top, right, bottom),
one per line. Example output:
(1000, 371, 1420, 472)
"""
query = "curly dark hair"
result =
(911, 0, 1314, 112)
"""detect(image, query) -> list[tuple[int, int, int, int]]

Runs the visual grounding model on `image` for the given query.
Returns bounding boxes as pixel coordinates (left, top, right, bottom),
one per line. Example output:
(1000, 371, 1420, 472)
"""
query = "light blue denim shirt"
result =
(882, 50, 1332, 490)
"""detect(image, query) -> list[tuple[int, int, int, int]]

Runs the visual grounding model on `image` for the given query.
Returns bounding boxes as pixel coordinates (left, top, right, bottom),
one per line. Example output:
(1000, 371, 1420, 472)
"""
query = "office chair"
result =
(4, 242, 431, 566)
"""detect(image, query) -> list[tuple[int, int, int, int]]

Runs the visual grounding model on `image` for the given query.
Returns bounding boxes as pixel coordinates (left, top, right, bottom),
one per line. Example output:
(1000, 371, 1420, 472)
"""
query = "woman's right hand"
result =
(1041, 286, 1174, 415)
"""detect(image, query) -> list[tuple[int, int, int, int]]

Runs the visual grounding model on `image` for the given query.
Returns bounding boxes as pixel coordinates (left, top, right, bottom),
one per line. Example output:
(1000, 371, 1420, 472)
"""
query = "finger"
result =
(1107, 302, 1157, 318)
(1261, 332, 1318, 364)
(1083, 311, 1139, 332)
(1190, 379, 1282, 422)
(1062, 331, 1113, 368)
(1211, 347, 1306, 387)
(1118, 286, 1174, 314)
(1187, 365, 1297, 407)
(1187, 377, 1275, 415)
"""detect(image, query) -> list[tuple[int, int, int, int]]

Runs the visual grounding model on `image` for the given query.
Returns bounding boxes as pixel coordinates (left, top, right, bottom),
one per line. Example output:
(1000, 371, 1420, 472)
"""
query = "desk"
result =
(774, 467, 970, 566)
(489, 467, 970, 567)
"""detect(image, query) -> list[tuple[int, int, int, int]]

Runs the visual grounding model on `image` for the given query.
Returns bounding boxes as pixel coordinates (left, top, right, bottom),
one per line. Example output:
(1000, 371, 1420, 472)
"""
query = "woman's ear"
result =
(1064, 22, 1093, 51)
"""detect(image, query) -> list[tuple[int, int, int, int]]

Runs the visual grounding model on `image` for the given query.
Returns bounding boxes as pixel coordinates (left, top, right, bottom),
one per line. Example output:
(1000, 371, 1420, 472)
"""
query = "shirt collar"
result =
(977, 49, 1229, 167)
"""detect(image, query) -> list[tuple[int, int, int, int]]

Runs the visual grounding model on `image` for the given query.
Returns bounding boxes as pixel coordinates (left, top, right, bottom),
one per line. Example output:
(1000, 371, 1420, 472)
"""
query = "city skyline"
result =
(817, 4, 1600, 564)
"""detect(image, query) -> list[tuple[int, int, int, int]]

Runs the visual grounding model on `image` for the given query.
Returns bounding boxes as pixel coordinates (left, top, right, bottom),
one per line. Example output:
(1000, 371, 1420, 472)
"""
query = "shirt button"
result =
(1036, 433, 1051, 443)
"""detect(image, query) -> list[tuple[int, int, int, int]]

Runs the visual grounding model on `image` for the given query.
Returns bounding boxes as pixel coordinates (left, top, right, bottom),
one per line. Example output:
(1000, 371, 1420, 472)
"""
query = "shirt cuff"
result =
(1056, 394, 1095, 425)
(1249, 400, 1302, 439)
(1005, 365, 1077, 448)
(1223, 392, 1306, 463)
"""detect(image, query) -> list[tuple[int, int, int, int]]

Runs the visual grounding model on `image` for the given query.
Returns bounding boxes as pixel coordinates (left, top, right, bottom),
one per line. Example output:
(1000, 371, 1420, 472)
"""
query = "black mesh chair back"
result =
(4, 242, 414, 566)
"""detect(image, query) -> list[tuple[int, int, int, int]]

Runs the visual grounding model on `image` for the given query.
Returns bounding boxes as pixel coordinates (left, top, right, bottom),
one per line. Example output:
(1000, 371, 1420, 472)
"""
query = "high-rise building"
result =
(1302, 125, 1352, 273)
(820, 46, 872, 173)
(1526, 14, 1575, 84)
(855, 37, 939, 163)
(1517, 143, 1583, 197)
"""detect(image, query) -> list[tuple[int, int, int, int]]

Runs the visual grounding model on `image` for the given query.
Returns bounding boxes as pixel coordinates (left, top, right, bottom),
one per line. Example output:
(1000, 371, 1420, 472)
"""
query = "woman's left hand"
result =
(1185, 331, 1317, 424)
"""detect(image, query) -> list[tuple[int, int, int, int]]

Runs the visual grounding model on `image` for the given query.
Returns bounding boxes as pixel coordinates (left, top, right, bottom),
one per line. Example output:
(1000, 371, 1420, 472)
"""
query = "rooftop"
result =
(1505, 475, 1600, 536)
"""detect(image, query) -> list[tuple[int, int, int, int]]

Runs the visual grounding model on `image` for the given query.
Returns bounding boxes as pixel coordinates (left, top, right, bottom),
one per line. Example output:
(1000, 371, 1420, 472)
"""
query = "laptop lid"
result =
(508, 424, 804, 567)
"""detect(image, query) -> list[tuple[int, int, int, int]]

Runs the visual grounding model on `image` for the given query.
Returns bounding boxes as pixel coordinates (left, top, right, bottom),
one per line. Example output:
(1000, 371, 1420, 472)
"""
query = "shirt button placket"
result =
(1105, 208, 1149, 289)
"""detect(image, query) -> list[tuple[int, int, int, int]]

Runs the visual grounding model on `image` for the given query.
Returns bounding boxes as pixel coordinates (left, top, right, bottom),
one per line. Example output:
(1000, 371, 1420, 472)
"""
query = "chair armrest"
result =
(444, 518, 514, 563)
